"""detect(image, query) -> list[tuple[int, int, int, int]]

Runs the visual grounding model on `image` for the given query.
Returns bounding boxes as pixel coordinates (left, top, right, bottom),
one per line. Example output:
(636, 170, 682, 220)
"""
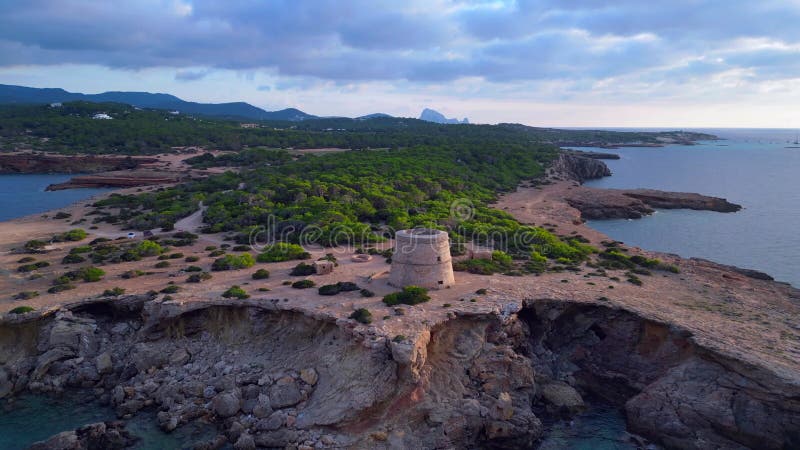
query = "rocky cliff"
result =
(546, 153, 612, 183)
(2, 295, 797, 449)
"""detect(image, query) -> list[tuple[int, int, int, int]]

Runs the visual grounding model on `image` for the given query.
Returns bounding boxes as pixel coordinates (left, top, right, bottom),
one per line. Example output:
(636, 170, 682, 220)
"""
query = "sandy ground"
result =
(0, 178, 798, 380)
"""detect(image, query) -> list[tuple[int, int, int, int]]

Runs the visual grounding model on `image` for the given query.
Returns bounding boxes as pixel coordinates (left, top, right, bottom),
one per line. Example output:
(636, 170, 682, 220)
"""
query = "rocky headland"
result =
(0, 148, 797, 449)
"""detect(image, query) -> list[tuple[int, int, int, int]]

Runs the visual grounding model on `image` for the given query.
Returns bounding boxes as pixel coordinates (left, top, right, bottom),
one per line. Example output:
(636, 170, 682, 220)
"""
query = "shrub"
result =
(17, 257, 36, 263)
(212, 253, 255, 271)
(70, 245, 92, 254)
(349, 308, 372, 324)
(360, 288, 375, 298)
(13, 291, 39, 300)
(290, 262, 316, 276)
(392, 335, 406, 343)
(184, 265, 203, 272)
(257, 243, 310, 263)
(208, 249, 226, 257)
(475, 288, 488, 295)
(291, 279, 315, 289)
(160, 285, 181, 294)
(525, 251, 548, 274)
(62, 253, 86, 264)
(134, 240, 163, 257)
(9, 306, 35, 314)
(252, 269, 270, 280)
(383, 286, 430, 306)
(60, 228, 87, 242)
(187, 272, 212, 283)
(102, 287, 126, 297)
(318, 284, 341, 295)
(168, 253, 184, 259)
(18, 261, 50, 272)
(80, 266, 106, 282)
(222, 285, 250, 299)
(121, 269, 145, 279)
(232, 245, 251, 251)
(158, 254, 170, 260)
(54, 212, 72, 219)
(48, 284, 75, 294)
(24, 240, 47, 252)
(155, 261, 170, 268)
(185, 256, 200, 262)
(204, 245, 217, 251)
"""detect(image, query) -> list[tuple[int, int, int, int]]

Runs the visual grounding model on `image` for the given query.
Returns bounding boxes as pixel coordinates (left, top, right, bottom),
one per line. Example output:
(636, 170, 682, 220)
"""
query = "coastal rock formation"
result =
(564, 187, 742, 220)
(1, 294, 797, 449)
(45, 172, 180, 190)
(0, 153, 157, 174)
(546, 153, 612, 182)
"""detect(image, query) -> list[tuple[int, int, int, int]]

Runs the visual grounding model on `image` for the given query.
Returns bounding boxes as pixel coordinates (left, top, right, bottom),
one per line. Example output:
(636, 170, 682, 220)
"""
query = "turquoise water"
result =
(576, 129, 800, 287)
(537, 402, 637, 449)
(0, 393, 220, 449)
(0, 174, 111, 222)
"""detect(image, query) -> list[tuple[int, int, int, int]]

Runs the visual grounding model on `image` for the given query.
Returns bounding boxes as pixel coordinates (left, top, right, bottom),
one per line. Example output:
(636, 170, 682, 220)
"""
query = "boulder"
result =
(541, 382, 585, 415)
(95, 352, 113, 374)
(268, 376, 302, 408)
(299, 368, 318, 386)
(212, 391, 242, 418)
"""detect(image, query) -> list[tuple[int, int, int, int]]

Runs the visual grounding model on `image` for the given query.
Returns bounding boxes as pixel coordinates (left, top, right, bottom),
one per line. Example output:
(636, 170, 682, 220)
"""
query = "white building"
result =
(92, 113, 113, 120)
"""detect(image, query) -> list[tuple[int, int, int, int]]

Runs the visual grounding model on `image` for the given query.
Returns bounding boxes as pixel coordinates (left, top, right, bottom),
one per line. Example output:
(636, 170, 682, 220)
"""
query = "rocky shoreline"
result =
(45, 171, 182, 191)
(546, 152, 742, 220)
(2, 290, 797, 449)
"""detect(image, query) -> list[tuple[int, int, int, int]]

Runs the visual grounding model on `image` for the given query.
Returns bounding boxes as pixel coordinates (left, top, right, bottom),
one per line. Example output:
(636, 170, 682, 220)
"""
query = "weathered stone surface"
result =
(95, 352, 113, 374)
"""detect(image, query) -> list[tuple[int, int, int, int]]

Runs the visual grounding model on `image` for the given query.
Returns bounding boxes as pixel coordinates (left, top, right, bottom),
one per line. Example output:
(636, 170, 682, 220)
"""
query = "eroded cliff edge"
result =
(1, 294, 797, 449)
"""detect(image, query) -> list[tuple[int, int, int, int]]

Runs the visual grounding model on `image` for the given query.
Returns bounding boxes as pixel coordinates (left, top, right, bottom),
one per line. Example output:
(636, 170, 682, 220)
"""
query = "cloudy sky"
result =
(1, 0, 800, 127)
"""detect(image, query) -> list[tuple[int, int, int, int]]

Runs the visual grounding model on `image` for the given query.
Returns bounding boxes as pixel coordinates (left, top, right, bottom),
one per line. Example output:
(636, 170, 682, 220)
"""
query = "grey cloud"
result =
(0, 0, 799, 92)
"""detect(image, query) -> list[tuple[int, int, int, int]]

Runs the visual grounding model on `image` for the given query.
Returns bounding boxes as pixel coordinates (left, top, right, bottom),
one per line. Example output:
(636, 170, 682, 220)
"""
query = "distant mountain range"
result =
(419, 108, 469, 124)
(0, 84, 317, 121)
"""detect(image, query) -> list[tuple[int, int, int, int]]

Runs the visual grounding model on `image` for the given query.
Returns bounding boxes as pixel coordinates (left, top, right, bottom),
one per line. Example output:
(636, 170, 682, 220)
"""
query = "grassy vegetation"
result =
(318, 282, 359, 296)
(256, 243, 311, 263)
(8, 306, 35, 314)
(252, 268, 270, 280)
(291, 279, 315, 289)
(211, 253, 255, 271)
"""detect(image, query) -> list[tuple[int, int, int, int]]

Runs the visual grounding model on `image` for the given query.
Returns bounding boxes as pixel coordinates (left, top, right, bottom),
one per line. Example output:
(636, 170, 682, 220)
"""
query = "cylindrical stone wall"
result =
(389, 229, 455, 289)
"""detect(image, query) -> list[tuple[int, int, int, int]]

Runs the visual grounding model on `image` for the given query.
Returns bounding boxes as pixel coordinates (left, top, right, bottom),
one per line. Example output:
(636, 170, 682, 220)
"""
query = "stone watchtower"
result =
(389, 229, 455, 289)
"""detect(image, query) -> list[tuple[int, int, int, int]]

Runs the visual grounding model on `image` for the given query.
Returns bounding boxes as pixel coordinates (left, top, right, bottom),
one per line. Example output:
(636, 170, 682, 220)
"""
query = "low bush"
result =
(17, 256, 36, 263)
(222, 285, 250, 299)
(212, 253, 255, 271)
(208, 249, 226, 257)
(121, 269, 145, 279)
(61, 253, 86, 264)
(184, 256, 200, 262)
(187, 272, 212, 283)
(24, 240, 47, 253)
(155, 261, 171, 268)
(257, 243, 311, 263)
(360, 288, 375, 298)
(48, 284, 75, 294)
(13, 291, 39, 300)
(290, 262, 316, 276)
(383, 286, 430, 306)
(102, 287, 126, 297)
(252, 269, 270, 280)
(349, 308, 372, 324)
(70, 245, 92, 254)
(232, 245, 251, 251)
(9, 306, 35, 314)
(291, 279, 315, 289)
(18, 261, 50, 272)
(160, 285, 181, 294)
(184, 265, 203, 272)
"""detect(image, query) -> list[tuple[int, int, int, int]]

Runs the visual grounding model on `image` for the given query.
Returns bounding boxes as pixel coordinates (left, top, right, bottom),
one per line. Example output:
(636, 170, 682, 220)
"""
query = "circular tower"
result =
(389, 228, 455, 290)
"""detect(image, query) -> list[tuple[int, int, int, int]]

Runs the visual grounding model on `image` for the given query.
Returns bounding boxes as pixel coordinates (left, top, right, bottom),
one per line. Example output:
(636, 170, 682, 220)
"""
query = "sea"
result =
(0, 174, 111, 221)
(569, 128, 800, 287)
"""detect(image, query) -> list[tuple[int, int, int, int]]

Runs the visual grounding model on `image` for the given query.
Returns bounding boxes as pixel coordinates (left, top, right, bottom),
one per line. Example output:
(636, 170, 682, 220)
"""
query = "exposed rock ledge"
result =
(1, 295, 797, 449)
(45, 171, 181, 190)
(565, 187, 742, 220)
